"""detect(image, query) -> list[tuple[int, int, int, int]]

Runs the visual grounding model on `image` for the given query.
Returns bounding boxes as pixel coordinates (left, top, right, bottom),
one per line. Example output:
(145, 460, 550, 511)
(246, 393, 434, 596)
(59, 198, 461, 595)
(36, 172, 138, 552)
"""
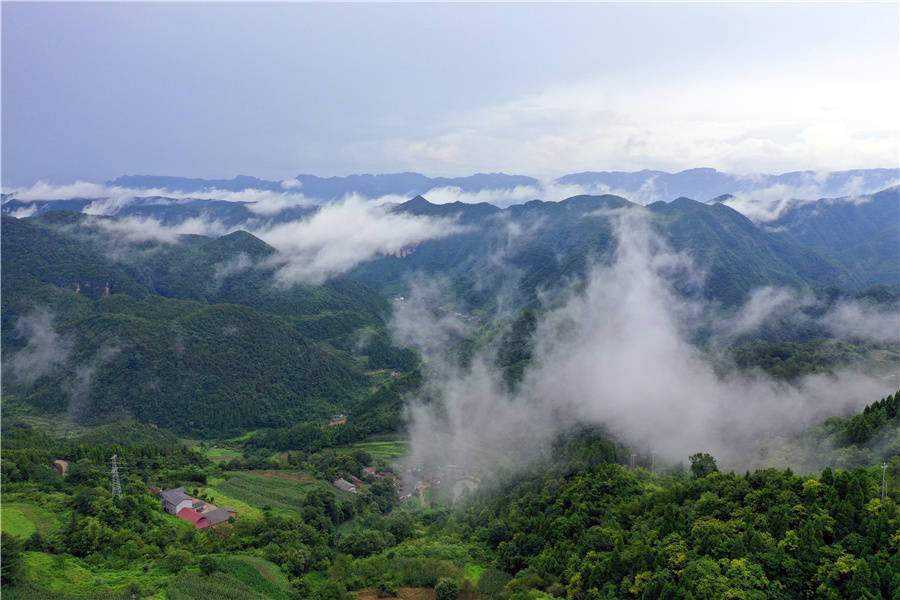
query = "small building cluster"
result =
(157, 487, 236, 529)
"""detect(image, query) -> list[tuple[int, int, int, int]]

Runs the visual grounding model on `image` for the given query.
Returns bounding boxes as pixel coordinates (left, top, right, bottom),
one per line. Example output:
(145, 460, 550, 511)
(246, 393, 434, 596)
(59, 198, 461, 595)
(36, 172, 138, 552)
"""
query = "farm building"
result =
(333, 478, 357, 493)
(159, 487, 236, 527)
(329, 414, 347, 426)
(160, 487, 192, 515)
(203, 507, 237, 526)
(177, 507, 210, 529)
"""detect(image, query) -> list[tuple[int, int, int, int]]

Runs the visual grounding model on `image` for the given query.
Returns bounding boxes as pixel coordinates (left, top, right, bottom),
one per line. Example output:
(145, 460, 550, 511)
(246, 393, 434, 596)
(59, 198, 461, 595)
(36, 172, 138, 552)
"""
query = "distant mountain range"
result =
(3, 168, 897, 208)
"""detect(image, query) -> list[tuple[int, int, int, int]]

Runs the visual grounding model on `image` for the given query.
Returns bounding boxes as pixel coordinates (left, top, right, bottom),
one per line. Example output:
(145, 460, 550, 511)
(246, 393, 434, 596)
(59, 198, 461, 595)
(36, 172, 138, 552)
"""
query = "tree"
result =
(1, 534, 24, 585)
(435, 578, 460, 600)
(690, 453, 718, 479)
(199, 556, 219, 576)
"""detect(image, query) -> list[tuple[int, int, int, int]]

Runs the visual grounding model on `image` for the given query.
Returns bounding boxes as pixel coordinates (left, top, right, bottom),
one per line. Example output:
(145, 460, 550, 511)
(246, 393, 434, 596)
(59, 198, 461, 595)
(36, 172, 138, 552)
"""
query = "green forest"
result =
(2, 391, 899, 599)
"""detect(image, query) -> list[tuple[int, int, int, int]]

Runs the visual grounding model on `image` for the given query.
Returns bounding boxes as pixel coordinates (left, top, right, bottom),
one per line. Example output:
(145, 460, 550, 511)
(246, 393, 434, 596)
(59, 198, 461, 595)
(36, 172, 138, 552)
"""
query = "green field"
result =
(19, 552, 172, 598)
(204, 446, 243, 460)
(2, 508, 36, 537)
(1, 502, 60, 538)
(338, 439, 410, 460)
(206, 471, 346, 516)
(224, 555, 292, 598)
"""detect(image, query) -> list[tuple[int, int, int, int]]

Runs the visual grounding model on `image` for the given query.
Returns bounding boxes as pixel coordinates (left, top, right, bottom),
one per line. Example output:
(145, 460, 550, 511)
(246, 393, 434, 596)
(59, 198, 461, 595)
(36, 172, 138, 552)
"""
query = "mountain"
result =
(767, 187, 900, 286)
(105, 172, 541, 200)
(1, 212, 417, 437)
(348, 193, 857, 308)
(555, 167, 900, 203)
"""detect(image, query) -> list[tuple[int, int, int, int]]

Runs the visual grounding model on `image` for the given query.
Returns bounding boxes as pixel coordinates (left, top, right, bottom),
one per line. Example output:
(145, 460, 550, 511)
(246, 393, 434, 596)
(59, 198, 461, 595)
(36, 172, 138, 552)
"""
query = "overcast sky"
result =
(2, 2, 898, 186)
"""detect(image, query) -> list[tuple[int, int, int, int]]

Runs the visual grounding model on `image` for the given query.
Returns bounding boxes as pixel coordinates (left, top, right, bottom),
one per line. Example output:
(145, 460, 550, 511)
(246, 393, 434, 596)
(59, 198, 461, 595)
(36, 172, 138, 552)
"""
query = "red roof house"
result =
(177, 507, 210, 529)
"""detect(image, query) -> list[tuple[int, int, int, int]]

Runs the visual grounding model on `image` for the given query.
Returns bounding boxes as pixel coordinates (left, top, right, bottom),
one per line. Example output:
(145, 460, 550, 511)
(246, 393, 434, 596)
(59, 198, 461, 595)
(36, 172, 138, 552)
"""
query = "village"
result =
(332, 463, 482, 506)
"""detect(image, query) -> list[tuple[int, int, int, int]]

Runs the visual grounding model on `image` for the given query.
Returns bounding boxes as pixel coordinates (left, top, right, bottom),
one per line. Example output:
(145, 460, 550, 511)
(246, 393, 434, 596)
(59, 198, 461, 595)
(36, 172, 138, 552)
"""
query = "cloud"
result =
(721, 286, 815, 336)
(373, 71, 899, 178)
(253, 195, 469, 286)
(7, 309, 73, 385)
(822, 301, 900, 344)
(398, 211, 893, 476)
(720, 174, 895, 222)
(88, 214, 231, 244)
(213, 253, 254, 282)
(4, 180, 315, 217)
(8, 203, 40, 218)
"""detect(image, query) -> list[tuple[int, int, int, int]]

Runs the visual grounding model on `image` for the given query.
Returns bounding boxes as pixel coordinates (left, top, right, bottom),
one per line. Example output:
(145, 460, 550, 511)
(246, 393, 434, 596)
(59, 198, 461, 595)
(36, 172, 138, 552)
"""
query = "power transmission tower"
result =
(111, 454, 123, 499)
(881, 460, 888, 502)
(630, 453, 637, 471)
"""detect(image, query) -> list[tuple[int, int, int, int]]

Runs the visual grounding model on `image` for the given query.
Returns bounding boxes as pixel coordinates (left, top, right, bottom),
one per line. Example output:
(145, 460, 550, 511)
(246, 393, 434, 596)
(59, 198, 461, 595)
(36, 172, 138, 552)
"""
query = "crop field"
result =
(338, 439, 410, 460)
(207, 471, 345, 515)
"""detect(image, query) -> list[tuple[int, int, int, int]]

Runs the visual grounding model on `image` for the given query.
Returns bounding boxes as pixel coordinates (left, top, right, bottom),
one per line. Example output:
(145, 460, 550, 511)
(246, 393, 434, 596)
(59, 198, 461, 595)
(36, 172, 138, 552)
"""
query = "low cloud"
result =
(5, 180, 315, 217)
(398, 211, 893, 476)
(254, 196, 469, 286)
(721, 286, 815, 336)
(721, 174, 894, 222)
(89, 214, 231, 244)
(823, 300, 900, 344)
(213, 253, 255, 283)
(7, 309, 72, 385)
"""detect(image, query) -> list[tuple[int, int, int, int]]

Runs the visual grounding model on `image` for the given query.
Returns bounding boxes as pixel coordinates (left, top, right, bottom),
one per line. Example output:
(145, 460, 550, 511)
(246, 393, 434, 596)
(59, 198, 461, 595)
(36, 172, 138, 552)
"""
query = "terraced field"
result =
(339, 438, 410, 460)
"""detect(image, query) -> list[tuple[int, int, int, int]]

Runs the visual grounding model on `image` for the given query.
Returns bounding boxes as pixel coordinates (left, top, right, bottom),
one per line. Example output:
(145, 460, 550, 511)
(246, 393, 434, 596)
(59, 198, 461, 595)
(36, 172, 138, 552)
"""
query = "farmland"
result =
(204, 470, 347, 516)
(337, 437, 410, 461)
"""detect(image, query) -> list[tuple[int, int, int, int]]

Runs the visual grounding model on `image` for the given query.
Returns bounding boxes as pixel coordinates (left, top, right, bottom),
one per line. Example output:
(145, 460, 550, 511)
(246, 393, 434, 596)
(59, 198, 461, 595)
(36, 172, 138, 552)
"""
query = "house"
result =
(192, 500, 206, 511)
(329, 414, 347, 426)
(160, 487, 193, 515)
(396, 481, 414, 500)
(362, 466, 377, 477)
(176, 507, 210, 529)
(203, 507, 237, 526)
(346, 474, 364, 487)
(333, 478, 357, 493)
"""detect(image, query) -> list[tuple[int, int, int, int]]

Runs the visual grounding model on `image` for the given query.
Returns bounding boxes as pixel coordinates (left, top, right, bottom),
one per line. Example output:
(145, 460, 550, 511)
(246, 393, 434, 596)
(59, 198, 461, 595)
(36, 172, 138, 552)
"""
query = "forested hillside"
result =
(349, 192, 862, 310)
(1, 213, 417, 437)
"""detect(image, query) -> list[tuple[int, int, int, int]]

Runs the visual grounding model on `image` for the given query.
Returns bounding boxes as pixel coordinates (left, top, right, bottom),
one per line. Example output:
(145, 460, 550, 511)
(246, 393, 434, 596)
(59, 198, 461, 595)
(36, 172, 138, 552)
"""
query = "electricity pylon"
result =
(111, 454, 123, 499)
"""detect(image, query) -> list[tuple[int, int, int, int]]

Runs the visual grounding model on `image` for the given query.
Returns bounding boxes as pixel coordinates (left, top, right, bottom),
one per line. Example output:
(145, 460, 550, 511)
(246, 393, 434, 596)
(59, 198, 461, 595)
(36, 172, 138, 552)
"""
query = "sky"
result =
(2, 2, 898, 187)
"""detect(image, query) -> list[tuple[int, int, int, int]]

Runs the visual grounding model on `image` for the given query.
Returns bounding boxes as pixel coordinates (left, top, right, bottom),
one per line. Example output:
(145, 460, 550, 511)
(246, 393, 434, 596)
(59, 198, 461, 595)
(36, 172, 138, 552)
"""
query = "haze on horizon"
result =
(2, 2, 898, 187)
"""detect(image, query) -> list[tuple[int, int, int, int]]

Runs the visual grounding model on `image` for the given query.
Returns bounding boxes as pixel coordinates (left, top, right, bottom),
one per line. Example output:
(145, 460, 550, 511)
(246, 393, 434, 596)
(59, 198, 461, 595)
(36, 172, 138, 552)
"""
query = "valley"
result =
(2, 178, 899, 599)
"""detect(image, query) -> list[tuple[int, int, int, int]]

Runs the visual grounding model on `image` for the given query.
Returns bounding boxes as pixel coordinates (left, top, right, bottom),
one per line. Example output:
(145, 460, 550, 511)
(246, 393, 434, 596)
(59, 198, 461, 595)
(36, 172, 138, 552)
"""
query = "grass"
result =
(20, 551, 173, 598)
(1, 502, 61, 537)
(2, 507, 36, 537)
(224, 555, 292, 598)
(204, 447, 243, 460)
